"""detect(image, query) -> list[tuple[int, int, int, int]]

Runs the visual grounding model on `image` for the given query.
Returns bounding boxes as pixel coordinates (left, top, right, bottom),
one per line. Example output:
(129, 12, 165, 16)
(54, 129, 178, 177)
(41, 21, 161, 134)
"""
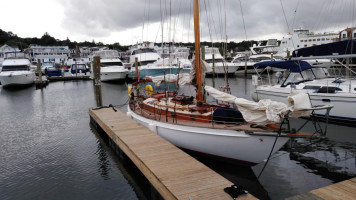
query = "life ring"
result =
(128, 86, 132, 97)
(145, 84, 153, 96)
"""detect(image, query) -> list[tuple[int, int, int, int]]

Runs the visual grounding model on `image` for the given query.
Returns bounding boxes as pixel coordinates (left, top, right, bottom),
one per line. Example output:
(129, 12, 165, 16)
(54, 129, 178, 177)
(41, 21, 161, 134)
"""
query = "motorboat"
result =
(252, 59, 356, 122)
(203, 47, 239, 75)
(126, 0, 332, 166)
(70, 62, 89, 76)
(91, 50, 128, 81)
(154, 45, 192, 73)
(0, 52, 35, 88)
(126, 42, 180, 79)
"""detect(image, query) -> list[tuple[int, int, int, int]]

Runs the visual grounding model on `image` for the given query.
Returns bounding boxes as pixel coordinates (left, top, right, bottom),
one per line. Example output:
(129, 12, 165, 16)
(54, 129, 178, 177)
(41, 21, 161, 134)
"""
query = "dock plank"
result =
(90, 107, 257, 200)
(310, 179, 356, 200)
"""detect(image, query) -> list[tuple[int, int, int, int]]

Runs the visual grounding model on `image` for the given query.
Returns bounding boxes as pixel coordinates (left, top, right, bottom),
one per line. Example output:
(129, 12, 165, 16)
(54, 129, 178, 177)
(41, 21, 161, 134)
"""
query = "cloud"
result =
(54, 0, 356, 44)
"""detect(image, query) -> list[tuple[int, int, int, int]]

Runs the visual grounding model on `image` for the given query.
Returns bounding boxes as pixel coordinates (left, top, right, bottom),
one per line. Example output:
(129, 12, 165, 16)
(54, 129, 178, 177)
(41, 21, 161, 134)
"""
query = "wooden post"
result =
(201, 46, 205, 60)
(93, 56, 102, 107)
(346, 58, 350, 77)
(135, 57, 139, 97)
(212, 53, 215, 88)
(75, 61, 78, 77)
(62, 60, 65, 77)
(244, 53, 247, 76)
(93, 56, 101, 81)
(37, 59, 42, 82)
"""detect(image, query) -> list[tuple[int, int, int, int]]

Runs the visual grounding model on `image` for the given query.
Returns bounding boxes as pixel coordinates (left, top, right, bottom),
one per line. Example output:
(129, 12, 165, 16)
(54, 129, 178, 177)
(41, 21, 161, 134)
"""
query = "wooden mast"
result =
(193, 0, 203, 104)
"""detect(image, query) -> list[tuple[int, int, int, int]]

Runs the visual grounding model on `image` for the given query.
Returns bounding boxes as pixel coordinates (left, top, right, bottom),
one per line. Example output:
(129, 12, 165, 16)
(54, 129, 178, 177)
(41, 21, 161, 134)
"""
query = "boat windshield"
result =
(71, 64, 86, 70)
(205, 59, 224, 63)
(250, 56, 271, 62)
(132, 48, 156, 55)
(101, 62, 123, 67)
(311, 67, 329, 79)
(1, 65, 30, 71)
(282, 69, 316, 87)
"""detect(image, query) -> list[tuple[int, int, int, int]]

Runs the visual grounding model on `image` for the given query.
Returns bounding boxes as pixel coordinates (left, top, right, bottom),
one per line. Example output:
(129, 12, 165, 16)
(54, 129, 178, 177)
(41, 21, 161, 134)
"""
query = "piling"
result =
(35, 59, 48, 88)
(93, 56, 102, 107)
(244, 53, 248, 76)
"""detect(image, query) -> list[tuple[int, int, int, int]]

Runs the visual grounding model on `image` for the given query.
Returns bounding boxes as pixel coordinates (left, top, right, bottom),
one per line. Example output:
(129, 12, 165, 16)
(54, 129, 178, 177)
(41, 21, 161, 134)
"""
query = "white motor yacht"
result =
(92, 50, 128, 81)
(203, 47, 239, 75)
(0, 53, 35, 88)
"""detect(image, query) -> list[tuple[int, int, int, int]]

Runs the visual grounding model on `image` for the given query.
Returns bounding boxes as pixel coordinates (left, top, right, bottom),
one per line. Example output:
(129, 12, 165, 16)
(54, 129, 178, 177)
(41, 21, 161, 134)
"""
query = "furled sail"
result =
(205, 86, 311, 124)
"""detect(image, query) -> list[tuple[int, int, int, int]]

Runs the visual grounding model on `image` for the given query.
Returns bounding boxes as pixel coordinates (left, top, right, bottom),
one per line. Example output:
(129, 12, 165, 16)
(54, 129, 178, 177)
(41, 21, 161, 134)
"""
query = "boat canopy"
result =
(254, 60, 313, 72)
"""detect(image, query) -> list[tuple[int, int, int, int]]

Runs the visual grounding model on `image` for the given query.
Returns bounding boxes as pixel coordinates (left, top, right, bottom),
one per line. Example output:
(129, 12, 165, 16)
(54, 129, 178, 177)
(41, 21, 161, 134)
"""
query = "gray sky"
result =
(1, 0, 355, 45)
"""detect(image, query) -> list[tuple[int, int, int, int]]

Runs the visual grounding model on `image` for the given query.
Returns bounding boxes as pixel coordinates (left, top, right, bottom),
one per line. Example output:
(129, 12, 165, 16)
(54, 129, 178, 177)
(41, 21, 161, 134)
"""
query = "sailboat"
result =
(126, 0, 332, 166)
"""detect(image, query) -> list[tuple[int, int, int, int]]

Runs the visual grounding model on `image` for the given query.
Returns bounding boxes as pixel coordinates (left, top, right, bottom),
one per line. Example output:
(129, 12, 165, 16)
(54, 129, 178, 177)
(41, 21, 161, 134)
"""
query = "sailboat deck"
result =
(133, 106, 278, 133)
(89, 107, 257, 199)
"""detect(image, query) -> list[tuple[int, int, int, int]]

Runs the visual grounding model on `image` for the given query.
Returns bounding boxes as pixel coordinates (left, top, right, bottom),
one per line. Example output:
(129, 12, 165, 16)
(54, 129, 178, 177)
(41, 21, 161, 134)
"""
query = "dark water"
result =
(1, 77, 355, 200)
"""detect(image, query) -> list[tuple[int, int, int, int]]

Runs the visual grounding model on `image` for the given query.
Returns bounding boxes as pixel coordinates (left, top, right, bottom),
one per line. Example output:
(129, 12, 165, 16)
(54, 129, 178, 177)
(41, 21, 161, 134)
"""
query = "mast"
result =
(193, 0, 203, 104)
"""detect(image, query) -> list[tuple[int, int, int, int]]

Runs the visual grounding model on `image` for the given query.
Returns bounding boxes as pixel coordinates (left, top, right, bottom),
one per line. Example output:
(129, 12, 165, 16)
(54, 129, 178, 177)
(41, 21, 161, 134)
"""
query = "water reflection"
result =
(95, 140, 111, 180)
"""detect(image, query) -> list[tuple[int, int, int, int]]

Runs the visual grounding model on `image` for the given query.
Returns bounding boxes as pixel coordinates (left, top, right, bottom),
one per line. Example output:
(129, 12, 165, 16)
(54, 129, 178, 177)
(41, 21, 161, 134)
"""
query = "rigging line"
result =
(146, 0, 151, 41)
(203, 0, 213, 43)
(207, 0, 219, 45)
(142, 0, 148, 43)
(217, 0, 223, 42)
(188, 2, 192, 43)
(290, 0, 300, 31)
(280, 0, 296, 50)
(172, 0, 182, 43)
(224, 0, 227, 58)
(181, 0, 188, 43)
(160, 0, 164, 46)
(239, 0, 248, 41)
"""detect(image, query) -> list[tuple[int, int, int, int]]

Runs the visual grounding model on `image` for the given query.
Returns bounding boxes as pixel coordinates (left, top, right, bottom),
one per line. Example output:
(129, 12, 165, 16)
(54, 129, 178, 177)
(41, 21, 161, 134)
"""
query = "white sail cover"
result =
(205, 86, 310, 124)
(147, 58, 208, 87)
(148, 73, 193, 86)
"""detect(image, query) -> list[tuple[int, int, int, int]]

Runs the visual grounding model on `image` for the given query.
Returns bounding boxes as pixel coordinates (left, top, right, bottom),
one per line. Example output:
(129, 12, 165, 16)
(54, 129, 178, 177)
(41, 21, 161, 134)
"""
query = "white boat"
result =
(252, 58, 356, 122)
(0, 52, 35, 88)
(92, 50, 128, 81)
(204, 47, 239, 75)
(126, 0, 331, 166)
(127, 42, 180, 79)
(277, 28, 339, 58)
(233, 40, 284, 74)
(154, 45, 192, 73)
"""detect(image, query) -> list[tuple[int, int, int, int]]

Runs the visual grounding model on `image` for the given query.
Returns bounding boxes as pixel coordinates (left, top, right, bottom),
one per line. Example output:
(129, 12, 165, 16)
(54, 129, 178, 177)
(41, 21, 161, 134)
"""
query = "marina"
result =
(1, 76, 356, 199)
(1, 0, 356, 199)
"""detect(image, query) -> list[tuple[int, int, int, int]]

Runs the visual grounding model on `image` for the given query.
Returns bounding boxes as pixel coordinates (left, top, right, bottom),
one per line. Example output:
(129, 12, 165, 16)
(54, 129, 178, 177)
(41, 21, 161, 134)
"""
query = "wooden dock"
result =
(89, 107, 257, 200)
(47, 76, 91, 81)
(286, 178, 356, 200)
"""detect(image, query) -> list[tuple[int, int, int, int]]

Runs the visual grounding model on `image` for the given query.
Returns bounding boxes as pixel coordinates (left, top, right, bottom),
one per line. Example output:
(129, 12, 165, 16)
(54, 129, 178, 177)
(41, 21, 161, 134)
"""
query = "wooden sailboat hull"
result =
(127, 106, 290, 166)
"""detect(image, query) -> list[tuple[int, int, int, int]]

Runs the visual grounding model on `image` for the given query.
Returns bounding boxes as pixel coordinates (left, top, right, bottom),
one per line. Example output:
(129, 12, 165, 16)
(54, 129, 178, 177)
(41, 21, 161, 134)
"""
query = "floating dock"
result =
(47, 76, 91, 81)
(89, 107, 257, 200)
(287, 178, 356, 200)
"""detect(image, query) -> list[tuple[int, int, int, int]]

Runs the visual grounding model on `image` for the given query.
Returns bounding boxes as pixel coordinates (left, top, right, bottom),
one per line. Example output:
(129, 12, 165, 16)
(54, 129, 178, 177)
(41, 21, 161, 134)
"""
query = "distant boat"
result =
(0, 52, 35, 88)
(203, 47, 239, 75)
(126, 42, 180, 79)
(252, 40, 356, 123)
(91, 50, 128, 81)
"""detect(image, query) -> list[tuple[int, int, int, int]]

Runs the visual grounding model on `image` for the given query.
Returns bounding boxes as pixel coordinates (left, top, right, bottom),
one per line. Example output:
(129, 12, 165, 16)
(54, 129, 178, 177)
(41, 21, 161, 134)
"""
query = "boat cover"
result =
(254, 60, 312, 72)
(292, 39, 356, 57)
(205, 86, 311, 124)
